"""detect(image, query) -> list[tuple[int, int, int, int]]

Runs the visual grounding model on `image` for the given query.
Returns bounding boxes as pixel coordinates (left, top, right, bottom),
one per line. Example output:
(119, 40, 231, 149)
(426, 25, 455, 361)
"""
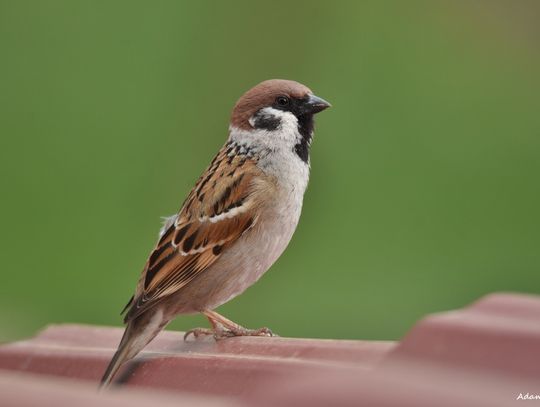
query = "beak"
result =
(304, 94, 331, 114)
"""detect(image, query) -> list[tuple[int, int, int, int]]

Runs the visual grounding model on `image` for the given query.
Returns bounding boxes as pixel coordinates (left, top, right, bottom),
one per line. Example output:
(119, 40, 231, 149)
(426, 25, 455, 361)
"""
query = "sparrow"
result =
(100, 79, 330, 387)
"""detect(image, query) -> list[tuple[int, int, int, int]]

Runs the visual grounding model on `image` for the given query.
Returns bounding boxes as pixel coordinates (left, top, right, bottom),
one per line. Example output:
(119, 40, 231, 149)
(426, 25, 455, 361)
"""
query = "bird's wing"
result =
(124, 145, 272, 322)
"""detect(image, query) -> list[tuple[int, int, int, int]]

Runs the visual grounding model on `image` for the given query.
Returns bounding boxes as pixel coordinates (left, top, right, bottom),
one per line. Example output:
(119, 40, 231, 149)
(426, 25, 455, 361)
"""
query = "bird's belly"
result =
(170, 202, 302, 314)
(216, 209, 299, 301)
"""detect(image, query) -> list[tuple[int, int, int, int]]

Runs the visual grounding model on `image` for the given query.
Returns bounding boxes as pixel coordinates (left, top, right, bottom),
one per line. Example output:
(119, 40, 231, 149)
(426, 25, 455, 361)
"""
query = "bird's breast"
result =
(198, 161, 308, 310)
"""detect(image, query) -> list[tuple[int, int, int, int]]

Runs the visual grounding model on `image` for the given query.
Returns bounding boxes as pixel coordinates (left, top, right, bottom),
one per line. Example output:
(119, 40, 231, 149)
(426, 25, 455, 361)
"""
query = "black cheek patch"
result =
(252, 113, 281, 130)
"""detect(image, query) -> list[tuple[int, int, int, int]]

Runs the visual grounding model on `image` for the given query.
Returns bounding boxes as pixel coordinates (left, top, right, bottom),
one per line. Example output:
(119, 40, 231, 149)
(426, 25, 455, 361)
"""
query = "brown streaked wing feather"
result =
(124, 147, 264, 322)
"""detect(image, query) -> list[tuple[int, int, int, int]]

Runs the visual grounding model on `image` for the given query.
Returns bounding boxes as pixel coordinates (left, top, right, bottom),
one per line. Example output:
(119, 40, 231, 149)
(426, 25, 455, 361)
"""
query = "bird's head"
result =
(229, 79, 330, 162)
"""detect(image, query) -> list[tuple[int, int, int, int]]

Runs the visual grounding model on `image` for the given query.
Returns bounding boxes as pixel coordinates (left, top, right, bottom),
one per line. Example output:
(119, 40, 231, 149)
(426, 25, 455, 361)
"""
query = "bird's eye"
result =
(276, 96, 290, 106)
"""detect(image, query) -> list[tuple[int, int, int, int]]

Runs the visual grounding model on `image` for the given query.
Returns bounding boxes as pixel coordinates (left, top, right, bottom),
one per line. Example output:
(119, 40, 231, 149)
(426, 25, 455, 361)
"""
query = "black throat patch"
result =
(294, 114, 314, 164)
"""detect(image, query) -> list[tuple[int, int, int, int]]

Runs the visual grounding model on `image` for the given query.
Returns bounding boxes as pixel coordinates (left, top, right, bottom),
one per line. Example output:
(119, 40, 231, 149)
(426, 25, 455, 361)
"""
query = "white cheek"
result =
(260, 107, 299, 138)
(240, 107, 301, 151)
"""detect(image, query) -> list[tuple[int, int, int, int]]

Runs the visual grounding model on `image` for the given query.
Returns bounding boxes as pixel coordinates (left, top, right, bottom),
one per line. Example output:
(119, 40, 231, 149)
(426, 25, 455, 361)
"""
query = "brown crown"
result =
(230, 79, 312, 130)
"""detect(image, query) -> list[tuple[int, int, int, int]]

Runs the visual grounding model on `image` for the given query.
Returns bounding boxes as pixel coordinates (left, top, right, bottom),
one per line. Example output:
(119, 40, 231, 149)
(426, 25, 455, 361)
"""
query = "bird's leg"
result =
(203, 310, 276, 339)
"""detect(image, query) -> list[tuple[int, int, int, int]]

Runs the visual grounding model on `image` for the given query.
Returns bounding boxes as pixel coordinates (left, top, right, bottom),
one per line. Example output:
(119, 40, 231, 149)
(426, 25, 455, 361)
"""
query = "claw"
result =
(184, 328, 214, 341)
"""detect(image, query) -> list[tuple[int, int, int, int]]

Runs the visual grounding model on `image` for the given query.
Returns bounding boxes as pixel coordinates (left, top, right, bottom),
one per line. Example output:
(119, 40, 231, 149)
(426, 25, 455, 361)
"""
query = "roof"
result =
(1, 292, 539, 406)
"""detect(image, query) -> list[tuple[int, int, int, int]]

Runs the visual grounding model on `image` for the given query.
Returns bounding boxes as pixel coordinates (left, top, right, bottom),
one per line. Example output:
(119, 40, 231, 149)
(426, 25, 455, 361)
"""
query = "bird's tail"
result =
(100, 309, 165, 388)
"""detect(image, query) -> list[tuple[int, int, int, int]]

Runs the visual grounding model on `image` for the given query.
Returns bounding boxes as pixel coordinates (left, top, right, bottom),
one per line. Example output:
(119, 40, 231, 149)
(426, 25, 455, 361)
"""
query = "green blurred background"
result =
(1, 1, 539, 342)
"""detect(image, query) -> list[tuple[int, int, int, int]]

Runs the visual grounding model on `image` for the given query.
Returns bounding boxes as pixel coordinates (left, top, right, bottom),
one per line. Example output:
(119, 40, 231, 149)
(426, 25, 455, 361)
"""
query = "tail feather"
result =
(100, 334, 131, 388)
(100, 309, 165, 388)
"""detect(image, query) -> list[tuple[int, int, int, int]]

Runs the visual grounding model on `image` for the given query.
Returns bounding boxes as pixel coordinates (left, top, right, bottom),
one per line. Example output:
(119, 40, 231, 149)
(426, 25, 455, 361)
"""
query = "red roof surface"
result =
(1, 292, 539, 406)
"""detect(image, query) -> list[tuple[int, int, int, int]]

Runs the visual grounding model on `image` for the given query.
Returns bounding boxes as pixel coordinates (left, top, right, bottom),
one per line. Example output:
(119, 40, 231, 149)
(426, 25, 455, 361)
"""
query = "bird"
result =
(100, 79, 330, 387)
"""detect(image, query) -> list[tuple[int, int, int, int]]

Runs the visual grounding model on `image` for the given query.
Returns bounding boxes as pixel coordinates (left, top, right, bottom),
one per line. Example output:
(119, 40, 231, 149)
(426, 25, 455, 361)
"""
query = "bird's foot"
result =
(223, 325, 276, 338)
(184, 324, 276, 341)
(184, 310, 278, 341)
(205, 309, 278, 339)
